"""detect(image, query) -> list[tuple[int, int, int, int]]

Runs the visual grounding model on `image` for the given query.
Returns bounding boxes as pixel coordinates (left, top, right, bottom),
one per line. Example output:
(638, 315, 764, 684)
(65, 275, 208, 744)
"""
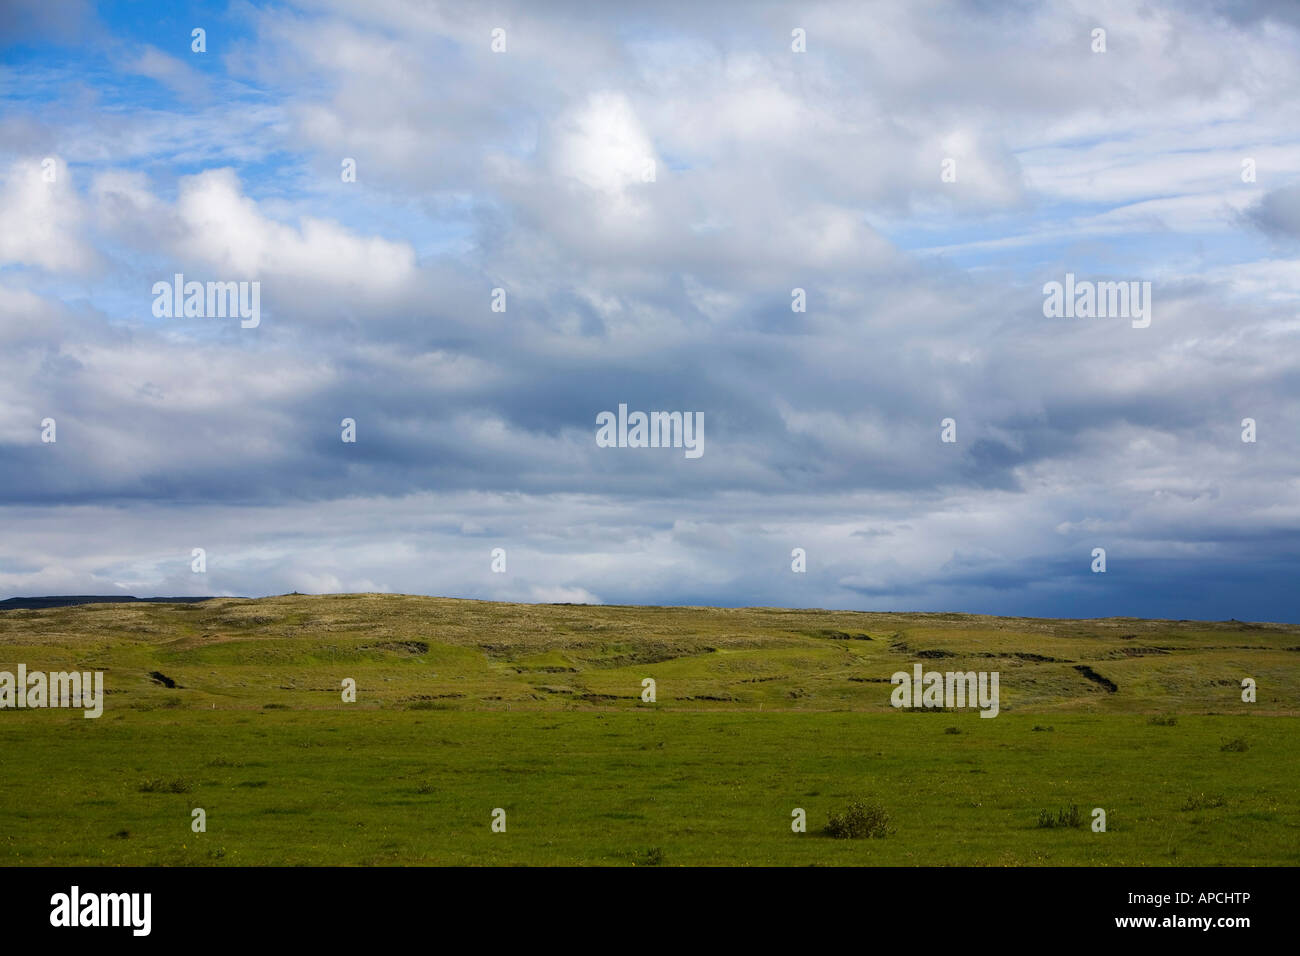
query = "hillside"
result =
(2, 593, 1296, 714)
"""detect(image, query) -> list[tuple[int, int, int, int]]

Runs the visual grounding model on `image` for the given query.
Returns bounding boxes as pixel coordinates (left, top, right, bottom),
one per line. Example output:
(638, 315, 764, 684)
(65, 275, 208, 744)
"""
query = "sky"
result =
(1, 0, 1298, 621)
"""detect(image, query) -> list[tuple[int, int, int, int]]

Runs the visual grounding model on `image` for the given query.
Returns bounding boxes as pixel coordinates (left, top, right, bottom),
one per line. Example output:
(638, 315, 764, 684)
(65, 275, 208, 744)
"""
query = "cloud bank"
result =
(2, 0, 1298, 621)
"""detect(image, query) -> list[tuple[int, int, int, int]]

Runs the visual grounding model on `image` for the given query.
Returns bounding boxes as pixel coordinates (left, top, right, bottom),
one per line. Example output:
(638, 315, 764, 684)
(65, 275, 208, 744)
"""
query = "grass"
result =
(1, 593, 1297, 866)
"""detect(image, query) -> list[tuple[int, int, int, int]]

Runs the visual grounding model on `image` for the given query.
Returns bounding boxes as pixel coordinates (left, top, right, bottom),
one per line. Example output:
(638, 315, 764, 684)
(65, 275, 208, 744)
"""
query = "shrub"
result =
(1036, 804, 1082, 829)
(205, 757, 245, 768)
(825, 801, 891, 839)
(1181, 793, 1227, 811)
(1220, 737, 1249, 752)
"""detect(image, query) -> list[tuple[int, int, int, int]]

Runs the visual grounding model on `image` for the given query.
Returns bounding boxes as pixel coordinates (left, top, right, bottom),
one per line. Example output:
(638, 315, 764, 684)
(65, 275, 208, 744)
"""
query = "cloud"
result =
(172, 168, 417, 292)
(123, 45, 213, 100)
(1246, 183, 1300, 238)
(529, 585, 602, 604)
(1, 0, 1299, 622)
(0, 158, 96, 272)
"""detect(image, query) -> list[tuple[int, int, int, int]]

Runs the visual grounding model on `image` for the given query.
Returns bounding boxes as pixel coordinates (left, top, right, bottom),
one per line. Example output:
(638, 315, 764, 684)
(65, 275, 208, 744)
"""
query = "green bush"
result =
(1181, 793, 1227, 811)
(825, 801, 891, 839)
(1036, 804, 1082, 829)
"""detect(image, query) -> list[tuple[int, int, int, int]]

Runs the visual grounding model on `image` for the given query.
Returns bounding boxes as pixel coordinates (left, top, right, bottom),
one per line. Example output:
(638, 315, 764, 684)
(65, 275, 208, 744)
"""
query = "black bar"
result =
(0, 866, 1278, 942)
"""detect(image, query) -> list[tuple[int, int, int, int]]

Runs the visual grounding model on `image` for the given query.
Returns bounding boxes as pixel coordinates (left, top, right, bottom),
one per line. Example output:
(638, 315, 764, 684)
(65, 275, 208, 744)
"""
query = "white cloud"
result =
(0, 158, 95, 272)
(173, 168, 417, 292)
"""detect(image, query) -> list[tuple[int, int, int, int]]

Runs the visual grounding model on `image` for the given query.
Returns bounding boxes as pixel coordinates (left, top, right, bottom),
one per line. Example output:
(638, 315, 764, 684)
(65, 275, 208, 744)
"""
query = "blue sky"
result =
(2, 0, 1299, 622)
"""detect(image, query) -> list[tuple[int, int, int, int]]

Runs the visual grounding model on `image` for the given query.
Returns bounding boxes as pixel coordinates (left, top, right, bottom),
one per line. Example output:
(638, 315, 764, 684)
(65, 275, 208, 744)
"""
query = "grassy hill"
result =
(1, 593, 1296, 713)
(1, 594, 1297, 865)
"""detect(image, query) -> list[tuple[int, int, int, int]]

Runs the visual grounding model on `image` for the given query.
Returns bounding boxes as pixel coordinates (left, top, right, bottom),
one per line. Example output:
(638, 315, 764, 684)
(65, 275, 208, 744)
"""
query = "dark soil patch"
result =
(1074, 665, 1118, 692)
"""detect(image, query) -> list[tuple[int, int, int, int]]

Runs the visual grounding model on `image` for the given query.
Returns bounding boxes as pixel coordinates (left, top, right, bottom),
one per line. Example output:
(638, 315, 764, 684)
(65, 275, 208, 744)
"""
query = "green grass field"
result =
(1, 594, 1297, 865)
